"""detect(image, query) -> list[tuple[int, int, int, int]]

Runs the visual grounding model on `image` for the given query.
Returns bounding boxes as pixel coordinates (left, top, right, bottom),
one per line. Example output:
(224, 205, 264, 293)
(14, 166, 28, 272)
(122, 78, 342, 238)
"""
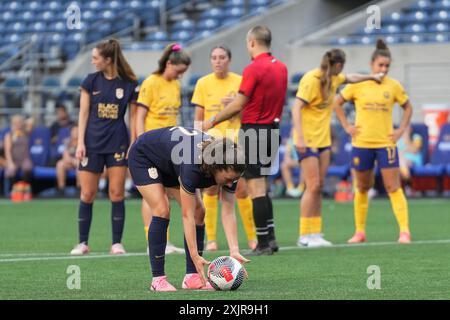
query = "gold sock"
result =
(203, 193, 218, 242)
(388, 188, 410, 233)
(237, 197, 256, 241)
(144, 226, 149, 242)
(310, 216, 322, 234)
(299, 217, 313, 236)
(354, 190, 369, 233)
(287, 182, 294, 190)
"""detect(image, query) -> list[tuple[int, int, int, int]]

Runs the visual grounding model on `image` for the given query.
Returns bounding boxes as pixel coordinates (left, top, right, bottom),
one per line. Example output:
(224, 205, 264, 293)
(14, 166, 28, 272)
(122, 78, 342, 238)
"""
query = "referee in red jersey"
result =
(203, 26, 288, 255)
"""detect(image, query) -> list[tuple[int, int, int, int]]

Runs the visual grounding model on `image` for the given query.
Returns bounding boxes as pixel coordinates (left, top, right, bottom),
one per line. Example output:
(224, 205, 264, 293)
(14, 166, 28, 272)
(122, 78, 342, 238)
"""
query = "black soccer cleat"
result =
(247, 245, 273, 256)
(269, 239, 279, 252)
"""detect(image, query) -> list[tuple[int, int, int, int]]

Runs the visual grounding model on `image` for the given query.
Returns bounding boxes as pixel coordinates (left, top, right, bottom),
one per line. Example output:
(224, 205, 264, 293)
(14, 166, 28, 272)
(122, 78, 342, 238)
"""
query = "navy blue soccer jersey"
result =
(81, 72, 139, 154)
(128, 126, 218, 194)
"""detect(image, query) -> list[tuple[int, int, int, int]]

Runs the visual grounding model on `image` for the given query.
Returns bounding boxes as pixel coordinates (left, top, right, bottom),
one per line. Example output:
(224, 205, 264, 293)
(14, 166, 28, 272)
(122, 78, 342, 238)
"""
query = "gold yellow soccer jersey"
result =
(295, 68, 346, 148)
(137, 74, 181, 131)
(191, 72, 242, 140)
(340, 76, 409, 148)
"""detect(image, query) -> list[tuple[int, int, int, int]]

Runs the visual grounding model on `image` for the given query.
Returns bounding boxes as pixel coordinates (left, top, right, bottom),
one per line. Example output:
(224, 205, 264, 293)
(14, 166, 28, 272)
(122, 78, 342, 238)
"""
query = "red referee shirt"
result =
(239, 52, 288, 125)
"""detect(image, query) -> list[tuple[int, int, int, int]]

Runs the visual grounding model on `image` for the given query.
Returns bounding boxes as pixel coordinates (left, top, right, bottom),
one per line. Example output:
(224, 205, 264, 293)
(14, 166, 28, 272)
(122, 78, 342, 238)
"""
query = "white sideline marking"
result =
(1, 239, 450, 263)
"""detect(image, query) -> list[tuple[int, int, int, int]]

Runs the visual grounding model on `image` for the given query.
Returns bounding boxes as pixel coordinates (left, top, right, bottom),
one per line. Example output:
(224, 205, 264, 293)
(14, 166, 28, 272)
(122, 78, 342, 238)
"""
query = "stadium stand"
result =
(0, 0, 449, 198)
(333, 0, 450, 45)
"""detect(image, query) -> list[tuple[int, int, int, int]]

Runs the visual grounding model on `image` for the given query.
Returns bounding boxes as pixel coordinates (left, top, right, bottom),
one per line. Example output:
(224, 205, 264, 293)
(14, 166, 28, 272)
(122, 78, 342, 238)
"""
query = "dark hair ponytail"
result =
(96, 38, 137, 82)
(371, 38, 391, 61)
(154, 43, 191, 75)
(320, 48, 346, 101)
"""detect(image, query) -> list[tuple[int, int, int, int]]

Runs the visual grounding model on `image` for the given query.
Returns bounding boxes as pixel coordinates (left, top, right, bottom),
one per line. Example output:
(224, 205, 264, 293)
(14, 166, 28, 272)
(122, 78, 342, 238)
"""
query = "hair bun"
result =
(172, 43, 182, 52)
(376, 38, 388, 50)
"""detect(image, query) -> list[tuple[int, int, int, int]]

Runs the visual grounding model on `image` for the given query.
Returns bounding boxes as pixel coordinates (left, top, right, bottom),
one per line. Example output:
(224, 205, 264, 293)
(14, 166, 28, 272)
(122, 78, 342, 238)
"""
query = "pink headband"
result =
(172, 43, 182, 52)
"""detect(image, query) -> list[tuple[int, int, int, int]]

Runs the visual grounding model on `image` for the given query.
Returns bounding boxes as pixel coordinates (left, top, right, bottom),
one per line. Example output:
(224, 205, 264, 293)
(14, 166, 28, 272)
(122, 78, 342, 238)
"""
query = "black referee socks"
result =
(252, 196, 270, 248)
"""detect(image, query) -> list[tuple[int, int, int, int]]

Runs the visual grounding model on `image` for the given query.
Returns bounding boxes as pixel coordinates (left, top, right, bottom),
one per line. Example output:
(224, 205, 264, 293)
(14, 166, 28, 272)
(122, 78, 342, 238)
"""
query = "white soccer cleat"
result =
(110, 243, 126, 254)
(70, 243, 90, 255)
(308, 234, 333, 247)
(165, 242, 184, 254)
(297, 235, 311, 247)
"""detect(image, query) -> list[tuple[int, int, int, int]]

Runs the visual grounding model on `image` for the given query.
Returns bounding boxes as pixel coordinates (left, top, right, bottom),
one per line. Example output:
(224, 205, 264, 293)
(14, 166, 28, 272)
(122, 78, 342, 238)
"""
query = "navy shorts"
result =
(296, 146, 331, 162)
(351, 146, 399, 171)
(127, 144, 179, 187)
(78, 151, 127, 174)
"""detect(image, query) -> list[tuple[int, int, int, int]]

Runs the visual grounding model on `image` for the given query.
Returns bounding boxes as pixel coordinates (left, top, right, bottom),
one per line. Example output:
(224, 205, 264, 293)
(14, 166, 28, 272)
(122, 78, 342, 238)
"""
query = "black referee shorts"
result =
(238, 123, 281, 180)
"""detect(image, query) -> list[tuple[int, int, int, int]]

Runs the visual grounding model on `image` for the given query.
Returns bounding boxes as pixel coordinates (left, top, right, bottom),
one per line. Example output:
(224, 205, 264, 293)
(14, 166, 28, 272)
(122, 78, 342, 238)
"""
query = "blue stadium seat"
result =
(429, 33, 450, 42)
(25, 1, 42, 11)
(48, 1, 61, 11)
(250, 0, 270, 6)
(383, 11, 406, 25)
(7, 1, 22, 11)
(430, 10, 450, 22)
(404, 11, 429, 23)
(428, 22, 449, 32)
(29, 126, 51, 167)
(403, 23, 427, 33)
(172, 19, 196, 32)
(249, 5, 268, 15)
(42, 76, 61, 88)
(197, 19, 220, 30)
(2, 11, 15, 22)
(385, 35, 403, 44)
(411, 124, 450, 190)
(197, 29, 215, 39)
(380, 24, 402, 34)
(358, 36, 376, 45)
(18, 11, 34, 22)
(405, 34, 427, 43)
(331, 37, 356, 46)
(145, 30, 169, 42)
(67, 76, 83, 88)
(225, 6, 244, 18)
(201, 7, 221, 19)
(171, 30, 194, 42)
(434, 0, 450, 10)
(410, 0, 433, 11)
(224, 0, 245, 8)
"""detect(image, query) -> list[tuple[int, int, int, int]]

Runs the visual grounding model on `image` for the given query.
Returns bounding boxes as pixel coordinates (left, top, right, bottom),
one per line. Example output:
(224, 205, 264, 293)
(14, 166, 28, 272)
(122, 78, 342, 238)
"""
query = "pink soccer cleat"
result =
(347, 231, 366, 244)
(150, 276, 177, 292)
(70, 243, 90, 255)
(182, 273, 214, 290)
(110, 243, 126, 254)
(398, 232, 411, 244)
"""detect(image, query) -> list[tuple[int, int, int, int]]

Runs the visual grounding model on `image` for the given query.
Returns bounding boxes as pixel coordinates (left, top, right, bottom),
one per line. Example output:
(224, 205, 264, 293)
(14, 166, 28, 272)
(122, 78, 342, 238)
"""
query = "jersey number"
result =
(171, 126, 199, 136)
(386, 147, 396, 164)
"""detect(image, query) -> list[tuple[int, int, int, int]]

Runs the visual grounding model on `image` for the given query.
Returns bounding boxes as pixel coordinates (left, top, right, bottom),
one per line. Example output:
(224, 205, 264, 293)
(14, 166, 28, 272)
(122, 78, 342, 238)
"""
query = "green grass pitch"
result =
(1, 198, 449, 300)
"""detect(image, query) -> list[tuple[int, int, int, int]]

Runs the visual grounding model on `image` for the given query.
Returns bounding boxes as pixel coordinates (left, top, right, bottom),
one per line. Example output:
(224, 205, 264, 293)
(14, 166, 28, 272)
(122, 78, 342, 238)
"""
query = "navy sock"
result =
(148, 216, 170, 278)
(184, 224, 205, 274)
(265, 194, 276, 241)
(78, 201, 93, 244)
(252, 196, 270, 248)
(111, 200, 125, 244)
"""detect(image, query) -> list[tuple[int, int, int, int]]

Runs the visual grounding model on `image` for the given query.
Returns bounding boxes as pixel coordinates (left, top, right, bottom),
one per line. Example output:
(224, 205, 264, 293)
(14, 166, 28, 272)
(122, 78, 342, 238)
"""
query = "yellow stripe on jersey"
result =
(295, 68, 346, 148)
(137, 74, 181, 132)
(340, 76, 409, 148)
(191, 72, 242, 140)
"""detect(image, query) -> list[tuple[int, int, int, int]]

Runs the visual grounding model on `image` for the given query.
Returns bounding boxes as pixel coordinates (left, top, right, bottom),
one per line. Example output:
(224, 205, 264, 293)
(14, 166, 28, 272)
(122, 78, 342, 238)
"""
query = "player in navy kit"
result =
(70, 39, 139, 255)
(128, 126, 247, 291)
